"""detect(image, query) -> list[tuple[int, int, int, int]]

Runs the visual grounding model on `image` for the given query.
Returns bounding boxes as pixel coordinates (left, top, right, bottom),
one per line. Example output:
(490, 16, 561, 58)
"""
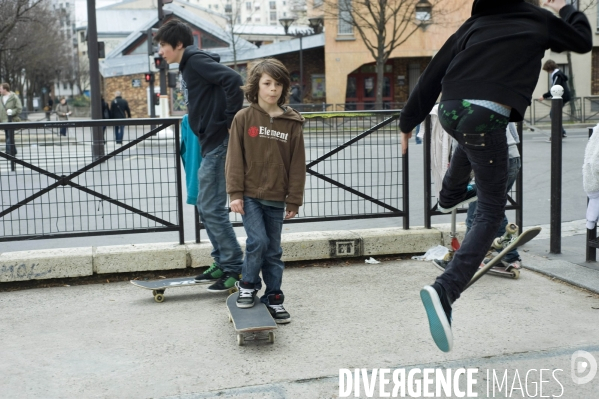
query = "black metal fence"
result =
(522, 97, 599, 125)
(0, 118, 184, 243)
(197, 110, 409, 241)
(422, 116, 524, 231)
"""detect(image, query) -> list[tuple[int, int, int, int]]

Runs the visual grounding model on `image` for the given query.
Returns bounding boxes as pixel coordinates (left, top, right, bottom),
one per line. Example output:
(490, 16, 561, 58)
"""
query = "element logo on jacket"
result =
(248, 126, 259, 137)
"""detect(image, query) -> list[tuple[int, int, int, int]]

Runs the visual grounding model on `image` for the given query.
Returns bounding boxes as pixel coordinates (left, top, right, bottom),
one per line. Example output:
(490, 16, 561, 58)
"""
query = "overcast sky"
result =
(74, 0, 122, 24)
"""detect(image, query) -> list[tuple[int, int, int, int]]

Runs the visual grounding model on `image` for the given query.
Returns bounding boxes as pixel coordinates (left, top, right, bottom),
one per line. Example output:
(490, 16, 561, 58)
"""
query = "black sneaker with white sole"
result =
(236, 281, 258, 308)
(207, 272, 240, 292)
(420, 282, 453, 352)
(438, 187, 477, 213)
(265, 293, 291, 324)
(194, 262, 224, 282)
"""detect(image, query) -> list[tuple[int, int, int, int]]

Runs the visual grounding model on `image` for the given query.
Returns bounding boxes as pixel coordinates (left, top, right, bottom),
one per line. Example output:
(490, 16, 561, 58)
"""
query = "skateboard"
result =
(465, 226, 541, 290)
(226, 292, 277, 346)
(442, 221, 523, 279)
(130, 277, 237, 303)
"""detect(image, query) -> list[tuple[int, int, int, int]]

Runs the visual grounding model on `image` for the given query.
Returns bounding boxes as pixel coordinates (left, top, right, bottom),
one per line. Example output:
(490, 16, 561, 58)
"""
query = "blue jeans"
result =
(436, 124, 509, 303)
(466, 157, 521, 263)
(114, 126, 124, 143)
(196, 138, 243, 274)
(240, 197, 285, 303)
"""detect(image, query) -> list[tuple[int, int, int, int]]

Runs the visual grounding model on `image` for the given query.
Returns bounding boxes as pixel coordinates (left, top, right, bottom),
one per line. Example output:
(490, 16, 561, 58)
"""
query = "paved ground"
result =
(2, 251, 599, 398)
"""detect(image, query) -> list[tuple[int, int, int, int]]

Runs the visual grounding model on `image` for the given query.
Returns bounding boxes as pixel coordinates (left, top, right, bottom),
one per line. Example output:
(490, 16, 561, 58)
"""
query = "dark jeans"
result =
(466, 156, 521, 263)
(59, 127, 67, 136)
(436, 105, 509, 303)
(4, 130, 17, 155)
(196, 138, 243, 274)
(240, 196, 285, 303)
(114, 126, 124, 143)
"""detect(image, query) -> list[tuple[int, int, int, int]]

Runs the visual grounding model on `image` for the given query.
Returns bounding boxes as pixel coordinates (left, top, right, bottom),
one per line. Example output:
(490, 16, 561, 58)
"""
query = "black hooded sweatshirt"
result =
(179, 46, 244, 157)
(399, 1, 591, 133)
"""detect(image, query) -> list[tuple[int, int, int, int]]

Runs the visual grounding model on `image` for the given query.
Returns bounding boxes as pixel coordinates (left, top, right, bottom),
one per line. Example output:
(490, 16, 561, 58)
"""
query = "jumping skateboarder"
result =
(398, 0, 591, 352)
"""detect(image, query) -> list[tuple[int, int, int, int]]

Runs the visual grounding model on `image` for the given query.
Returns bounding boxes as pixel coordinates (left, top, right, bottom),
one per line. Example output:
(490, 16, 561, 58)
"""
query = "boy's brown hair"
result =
(242, 58, 291, 107)
(1, 82, 10, 91)
(542, 59, 558, 72)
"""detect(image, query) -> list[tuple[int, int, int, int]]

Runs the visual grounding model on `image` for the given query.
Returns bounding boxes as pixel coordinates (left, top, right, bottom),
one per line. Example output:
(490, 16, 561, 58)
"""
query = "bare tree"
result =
(325, 0, 457, 108)
(0, 0, 71, 110)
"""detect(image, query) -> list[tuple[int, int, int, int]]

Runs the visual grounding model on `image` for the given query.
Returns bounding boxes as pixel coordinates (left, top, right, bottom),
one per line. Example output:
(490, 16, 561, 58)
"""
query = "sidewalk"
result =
(2, 239, 599, 398)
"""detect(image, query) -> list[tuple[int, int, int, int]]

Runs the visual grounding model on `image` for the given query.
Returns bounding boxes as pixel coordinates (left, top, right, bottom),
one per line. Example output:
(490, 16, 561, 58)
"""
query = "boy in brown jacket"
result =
(226, 59, 306, 323)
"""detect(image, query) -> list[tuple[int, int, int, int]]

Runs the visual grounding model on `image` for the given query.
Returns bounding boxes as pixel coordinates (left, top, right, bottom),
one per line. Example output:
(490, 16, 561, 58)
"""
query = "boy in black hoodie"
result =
(155, 19, 244, 292)
(399, 0, 591, 352)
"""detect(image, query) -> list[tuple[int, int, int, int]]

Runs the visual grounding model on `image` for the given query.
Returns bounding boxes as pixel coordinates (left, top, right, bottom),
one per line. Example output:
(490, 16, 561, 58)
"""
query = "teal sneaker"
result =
(207, 272, 240, 292)
(420, 283, 453, 352)
(194, 262, 224, 282)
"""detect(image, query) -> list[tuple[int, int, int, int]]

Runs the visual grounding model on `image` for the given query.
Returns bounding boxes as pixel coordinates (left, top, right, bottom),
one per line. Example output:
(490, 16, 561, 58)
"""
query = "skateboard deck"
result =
(465, 226, 542, 290)
(131, 277, 234, 303)
(226, 292, 277, 346)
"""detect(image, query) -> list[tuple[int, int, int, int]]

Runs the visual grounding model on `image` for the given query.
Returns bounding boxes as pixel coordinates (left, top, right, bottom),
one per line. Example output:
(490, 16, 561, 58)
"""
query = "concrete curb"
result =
(0, 227, 443, 282)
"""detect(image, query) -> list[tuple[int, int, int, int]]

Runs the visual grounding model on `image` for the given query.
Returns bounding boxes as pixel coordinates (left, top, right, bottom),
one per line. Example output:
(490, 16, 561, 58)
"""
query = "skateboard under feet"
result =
(226, 292, 277, 346)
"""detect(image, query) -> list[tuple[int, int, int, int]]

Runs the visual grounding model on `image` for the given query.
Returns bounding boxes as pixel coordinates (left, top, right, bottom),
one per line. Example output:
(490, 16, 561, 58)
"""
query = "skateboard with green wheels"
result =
(226, 292, 277, 346)
(131, 277, 237, 303)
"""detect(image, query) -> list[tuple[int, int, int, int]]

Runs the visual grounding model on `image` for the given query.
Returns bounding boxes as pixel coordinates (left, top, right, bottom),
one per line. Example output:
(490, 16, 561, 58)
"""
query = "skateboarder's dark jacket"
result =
(399, 0, 591, 133)
(225, 103, 306, 213)
(178, 47, 244, 158)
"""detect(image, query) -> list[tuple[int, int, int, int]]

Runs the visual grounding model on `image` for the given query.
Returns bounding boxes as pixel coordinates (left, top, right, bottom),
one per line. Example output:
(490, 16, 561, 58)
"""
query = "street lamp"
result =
(279, 16, 324, 104)
(415, 0, 432, 29)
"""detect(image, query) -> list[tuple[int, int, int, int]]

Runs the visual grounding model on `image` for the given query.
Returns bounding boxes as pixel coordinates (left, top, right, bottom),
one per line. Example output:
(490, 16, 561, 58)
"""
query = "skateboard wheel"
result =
(154, 294, 165, 303)
(268, 331, 275, 344)
(229, 287, 238, 295)
(506, 223, 518, 235)
(512, 269, 520, 279)
(152, 290, 158, 296)
(237, 334, 244, 346)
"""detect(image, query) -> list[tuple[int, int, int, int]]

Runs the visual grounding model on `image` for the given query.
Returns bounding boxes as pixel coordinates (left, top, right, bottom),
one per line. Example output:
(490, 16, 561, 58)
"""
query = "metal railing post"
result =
(587, 127, 597, 262)
(516, 121, 523, 233)
(550, 85, 563, 254)
(423, 115, 432, 229)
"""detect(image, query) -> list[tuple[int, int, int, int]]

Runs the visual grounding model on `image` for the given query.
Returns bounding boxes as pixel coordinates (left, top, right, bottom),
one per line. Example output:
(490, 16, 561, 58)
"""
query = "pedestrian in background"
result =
(0, 82, 23, 155)
(110, 91, 131, 144)
(55, 97, 71, 136)
(101, 96, 110, 143)
(539, 59, 571, 139)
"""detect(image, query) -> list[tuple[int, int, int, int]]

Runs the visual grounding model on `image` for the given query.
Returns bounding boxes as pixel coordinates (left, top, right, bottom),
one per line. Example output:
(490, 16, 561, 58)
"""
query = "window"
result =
(247, 16, 252, 21)
(255, 17, 261, 22)
(270, 11, 276, 20)
(246, 1, 251, 10)
(269, 1, 276, 9)
(338, 0, 353, 35)
(63, 82, 68, 90)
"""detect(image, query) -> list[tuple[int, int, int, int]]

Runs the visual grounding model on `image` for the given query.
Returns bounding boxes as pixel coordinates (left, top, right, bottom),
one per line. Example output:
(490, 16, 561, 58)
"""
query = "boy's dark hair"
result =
(242, 58, 291, 107)
(543, 59, 558, 72)
(154, 19, 194, 49)
(1, 82, 10, 91)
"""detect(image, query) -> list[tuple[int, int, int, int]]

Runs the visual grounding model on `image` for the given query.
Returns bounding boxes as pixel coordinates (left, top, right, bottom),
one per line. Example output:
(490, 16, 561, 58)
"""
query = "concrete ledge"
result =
(0, 227, 444, 282)
(0, 247, 93, 282)
(94, 242, 187, 274)
(433, 222, 468, 247)
(355, 227, 442, 255)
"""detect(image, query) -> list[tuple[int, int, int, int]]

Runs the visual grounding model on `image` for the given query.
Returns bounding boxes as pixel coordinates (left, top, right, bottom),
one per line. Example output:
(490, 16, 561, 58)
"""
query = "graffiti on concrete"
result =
(0, 263, 54, 281)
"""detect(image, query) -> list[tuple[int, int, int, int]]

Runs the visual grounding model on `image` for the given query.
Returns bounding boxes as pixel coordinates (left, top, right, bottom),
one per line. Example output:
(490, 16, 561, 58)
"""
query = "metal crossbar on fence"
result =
(0, 118, 184, 243)
(197, 110, 409, 241)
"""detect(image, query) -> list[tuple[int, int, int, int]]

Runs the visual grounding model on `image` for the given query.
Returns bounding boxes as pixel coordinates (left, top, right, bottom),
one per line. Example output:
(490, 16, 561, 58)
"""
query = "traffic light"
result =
(144, 73, 153, 83)
(147, 28, 158, 55)
(154, 56, 167, 70)
(154, 92, 160, 106)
